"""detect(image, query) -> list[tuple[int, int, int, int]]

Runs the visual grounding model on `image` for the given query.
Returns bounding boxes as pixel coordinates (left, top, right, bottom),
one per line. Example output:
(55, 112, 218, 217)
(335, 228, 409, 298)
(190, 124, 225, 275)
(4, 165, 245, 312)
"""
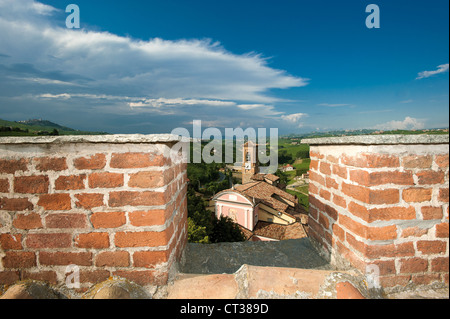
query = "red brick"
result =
(110, 152, 168, 168)
(128, 171, 165, 188)
(435, 154, 449, 168)
(350, 170, 414, 186)
(309, 159, 319, 171)
(75, 232, 110, 249)
(416, 170, 445, 185)
(345, 234, 366, 256)
(38, 193, 71, 210)
(309, 151, 324, 160)
(332, 194, 347, 209)
(368, 206, 416, 222)
(14, 175, 49, 194)
(412, 274, 441, 286)
(339, 214, 367, 238)
(431, 257, 449, 272)
(402, 155, 432, 169)
(401, 226, 428, 238)
(326, 155, 339, 164)
(400, 257, 428, 273)
(0, 197, 33, 211)
(91, 211, 126, 229)
(326, 176, 339, 189)
(336, 281, 365, 299)
(309, 195, 326, 212)
(79, 270, 110, 284)
(73, 154, 106, 170)
(417, 240, 447, 255)
(366, 242, 415, 259)
(368, 260, 397, 276)
(438, 188, 449, 202)
(309, 171, 326, 186)
(0, 271, 20, 285)
(26, 233, 72, 248)
(421, 206, 443, 220)
(45, 213, 87, 229)
(34, 157, 67, 171)
(0, 158, 28, 174)
(133, 250, 170, 268)
(402, 188, 432, 203)
(367, 225, 398, 241)
(318, 212, 330, 230)
(88, 172, 124, 189)
(342, 182, 399, 204)
(309, 182, 319, 195)
(347, 201, 369, 222)
(0, 234, 23, 250)
(319, 162, 331, 175)
(13, 213, 43, 230)
(2, 251, 36, 268)
(55, 174, 86, 190)
(129, 210, 167, 227)
(22, 271, 58, 285)
(115, 227, 173, 248)
(341, 183, 368, 203)
(368, 189, 400, 205)
(332, 223, 346, 242)
(334, 240, 366, 272)
(308, 206, 318, 221)
(0, 179, 9, 193)
(332, 164, 347, 179)
(435, 222, 449, 238)
(324, 204, 338, 221)
(39, 252, 92, 266)
(319, 188, 331, 201)
(75, 193, 104, 209)
(109, 191, 166, 207)
(342, 153, 399, 168)
(95, 251, 129, 267)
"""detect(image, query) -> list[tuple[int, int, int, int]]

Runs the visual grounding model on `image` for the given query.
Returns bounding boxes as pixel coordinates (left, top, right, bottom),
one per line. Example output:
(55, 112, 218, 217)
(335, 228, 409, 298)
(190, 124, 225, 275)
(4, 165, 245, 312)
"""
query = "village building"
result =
(282, 163, 294, 172)
(212, 141, 308, 241)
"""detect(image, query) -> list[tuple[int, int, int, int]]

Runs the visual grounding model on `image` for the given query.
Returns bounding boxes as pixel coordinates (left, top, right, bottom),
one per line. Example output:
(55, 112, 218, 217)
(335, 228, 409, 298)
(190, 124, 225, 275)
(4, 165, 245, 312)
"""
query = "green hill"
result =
(0, 118, 108, 136)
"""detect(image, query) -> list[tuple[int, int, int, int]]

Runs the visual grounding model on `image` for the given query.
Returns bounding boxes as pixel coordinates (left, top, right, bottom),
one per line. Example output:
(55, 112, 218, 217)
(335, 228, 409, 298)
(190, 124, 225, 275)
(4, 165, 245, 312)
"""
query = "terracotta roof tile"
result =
(253, 221, 307, 240)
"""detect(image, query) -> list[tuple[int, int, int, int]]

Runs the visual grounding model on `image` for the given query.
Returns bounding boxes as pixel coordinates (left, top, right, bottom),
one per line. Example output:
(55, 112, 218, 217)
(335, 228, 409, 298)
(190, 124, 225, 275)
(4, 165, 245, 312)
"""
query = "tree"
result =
(187, 218, 210, 243)
(274, 169, 289, 185)
(210, 215, 245, 243)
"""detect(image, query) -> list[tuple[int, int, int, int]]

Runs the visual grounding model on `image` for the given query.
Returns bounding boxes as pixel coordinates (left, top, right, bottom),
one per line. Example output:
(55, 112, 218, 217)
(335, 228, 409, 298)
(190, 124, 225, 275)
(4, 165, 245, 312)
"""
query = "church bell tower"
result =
(241, 141, 259, 184)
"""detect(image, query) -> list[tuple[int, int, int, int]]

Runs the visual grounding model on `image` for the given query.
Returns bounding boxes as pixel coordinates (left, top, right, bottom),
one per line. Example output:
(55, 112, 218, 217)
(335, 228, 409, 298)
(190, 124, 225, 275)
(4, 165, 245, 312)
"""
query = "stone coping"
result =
(0, 134, 189, 145)
(302, 134, 449, 145)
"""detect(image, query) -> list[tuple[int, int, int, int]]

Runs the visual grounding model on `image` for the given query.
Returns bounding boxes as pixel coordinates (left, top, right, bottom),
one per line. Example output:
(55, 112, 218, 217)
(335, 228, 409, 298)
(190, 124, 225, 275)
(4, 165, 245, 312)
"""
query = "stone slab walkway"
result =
(181, 238, 334, 274)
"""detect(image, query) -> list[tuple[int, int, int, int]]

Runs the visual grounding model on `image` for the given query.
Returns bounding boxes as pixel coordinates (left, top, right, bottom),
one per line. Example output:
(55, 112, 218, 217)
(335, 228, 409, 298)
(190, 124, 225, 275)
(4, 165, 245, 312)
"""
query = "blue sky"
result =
(0, 0, 448, 134)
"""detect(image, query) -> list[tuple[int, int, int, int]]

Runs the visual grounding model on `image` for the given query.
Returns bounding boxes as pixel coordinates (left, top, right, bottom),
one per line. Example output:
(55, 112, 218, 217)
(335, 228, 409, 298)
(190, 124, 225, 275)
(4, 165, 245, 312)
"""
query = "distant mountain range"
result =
(282, 128, 449, 139)
(0, 118, 108, 136)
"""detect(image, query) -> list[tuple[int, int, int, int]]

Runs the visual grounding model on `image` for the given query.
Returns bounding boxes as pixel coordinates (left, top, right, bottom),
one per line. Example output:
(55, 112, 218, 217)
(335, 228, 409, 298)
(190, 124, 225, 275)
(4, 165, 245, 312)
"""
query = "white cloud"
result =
(0, 0, 307, 108)
(281, 112, 308, 128)
(129, 98, 236, 108)
(373, 116, 426, 130)
(318, 103, 351, 107)
(416, 63, 449, 80)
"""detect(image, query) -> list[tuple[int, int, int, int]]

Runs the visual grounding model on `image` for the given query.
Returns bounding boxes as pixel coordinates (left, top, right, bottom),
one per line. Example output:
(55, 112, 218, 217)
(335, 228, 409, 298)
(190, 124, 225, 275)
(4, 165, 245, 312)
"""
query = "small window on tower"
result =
(246, 152, 251, 162)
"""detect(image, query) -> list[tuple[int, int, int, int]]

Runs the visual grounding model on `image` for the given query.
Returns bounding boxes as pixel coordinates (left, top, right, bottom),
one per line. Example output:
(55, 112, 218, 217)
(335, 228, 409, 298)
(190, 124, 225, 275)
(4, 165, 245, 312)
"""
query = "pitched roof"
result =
(263, 173, 280, 182)
(253, 221, 307, 240)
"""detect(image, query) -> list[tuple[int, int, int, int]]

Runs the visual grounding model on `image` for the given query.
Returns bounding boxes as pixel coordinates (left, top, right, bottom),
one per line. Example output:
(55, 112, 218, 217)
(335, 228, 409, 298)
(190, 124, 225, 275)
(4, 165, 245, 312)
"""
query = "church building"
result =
(212, 141, 308, 241)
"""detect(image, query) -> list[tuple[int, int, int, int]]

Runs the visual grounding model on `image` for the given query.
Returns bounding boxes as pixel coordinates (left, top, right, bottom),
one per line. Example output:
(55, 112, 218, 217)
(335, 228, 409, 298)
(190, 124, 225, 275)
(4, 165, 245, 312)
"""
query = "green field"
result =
(0, 118, 107, 136)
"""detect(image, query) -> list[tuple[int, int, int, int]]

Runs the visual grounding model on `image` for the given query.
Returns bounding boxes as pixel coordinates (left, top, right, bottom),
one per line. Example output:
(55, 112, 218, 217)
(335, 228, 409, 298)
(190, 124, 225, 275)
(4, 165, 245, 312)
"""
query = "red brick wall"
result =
(306, 141, 449, 291)
(0, 138, 187, 291)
